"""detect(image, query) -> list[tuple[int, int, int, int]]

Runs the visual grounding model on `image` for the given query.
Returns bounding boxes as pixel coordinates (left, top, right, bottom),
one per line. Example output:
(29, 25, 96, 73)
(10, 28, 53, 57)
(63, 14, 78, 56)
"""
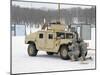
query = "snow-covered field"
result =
(12, 36, 96, 74)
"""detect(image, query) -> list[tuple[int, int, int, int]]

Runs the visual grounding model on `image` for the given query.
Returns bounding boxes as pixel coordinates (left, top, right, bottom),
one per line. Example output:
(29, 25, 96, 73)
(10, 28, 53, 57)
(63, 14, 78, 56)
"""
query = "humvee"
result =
(25, 22, 87, 60)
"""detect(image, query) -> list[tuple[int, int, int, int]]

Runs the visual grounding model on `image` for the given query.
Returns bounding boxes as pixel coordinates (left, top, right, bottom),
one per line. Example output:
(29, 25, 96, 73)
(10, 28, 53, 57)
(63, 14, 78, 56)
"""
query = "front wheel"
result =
(60, 46, 69, 60)
(28, 44, 38, 56)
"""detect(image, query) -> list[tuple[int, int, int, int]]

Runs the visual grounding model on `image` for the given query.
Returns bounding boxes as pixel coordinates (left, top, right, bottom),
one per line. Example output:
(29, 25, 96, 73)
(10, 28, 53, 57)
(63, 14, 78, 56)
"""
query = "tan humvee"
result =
(25, 22, 77, 60)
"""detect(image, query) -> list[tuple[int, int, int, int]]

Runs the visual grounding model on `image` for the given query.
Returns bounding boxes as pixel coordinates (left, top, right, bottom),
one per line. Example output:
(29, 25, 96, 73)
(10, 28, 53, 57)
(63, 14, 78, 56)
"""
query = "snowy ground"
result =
(12, 36, 96, 74)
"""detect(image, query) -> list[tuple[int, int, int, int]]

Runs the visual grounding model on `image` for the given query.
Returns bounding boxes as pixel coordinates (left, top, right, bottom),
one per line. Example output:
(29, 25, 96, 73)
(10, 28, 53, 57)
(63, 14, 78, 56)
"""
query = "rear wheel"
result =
(28, 44, 38, 56)
(60, 45, 69, 60)
(47, 52, 54, 55)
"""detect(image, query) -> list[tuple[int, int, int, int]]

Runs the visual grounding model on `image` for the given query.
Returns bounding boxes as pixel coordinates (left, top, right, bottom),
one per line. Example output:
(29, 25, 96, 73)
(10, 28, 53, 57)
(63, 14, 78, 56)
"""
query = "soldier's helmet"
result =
(77, 38, 83, 43)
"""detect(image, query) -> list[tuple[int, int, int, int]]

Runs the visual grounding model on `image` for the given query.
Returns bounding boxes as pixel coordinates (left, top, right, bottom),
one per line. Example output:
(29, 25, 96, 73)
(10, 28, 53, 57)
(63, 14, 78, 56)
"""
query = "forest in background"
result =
(11, 5, 96, 26)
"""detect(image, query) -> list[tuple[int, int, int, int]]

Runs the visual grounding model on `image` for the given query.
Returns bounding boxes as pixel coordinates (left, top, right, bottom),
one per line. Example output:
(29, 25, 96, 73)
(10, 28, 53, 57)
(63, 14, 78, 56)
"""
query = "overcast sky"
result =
(12, 1, 93, 10)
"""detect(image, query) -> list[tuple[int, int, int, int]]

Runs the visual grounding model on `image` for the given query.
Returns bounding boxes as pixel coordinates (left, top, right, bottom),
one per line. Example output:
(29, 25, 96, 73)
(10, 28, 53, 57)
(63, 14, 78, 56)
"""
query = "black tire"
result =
(28, 44, 38, 56)
(85, 51, 87, 56)
(79, 51, 87, 57)
(47, 52, 54, 55)
(60, 45, 69, 60)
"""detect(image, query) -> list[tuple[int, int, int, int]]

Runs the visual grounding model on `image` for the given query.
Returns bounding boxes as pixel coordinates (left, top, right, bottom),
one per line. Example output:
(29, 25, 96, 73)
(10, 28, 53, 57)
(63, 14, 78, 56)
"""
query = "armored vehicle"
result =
(25, 3, 88, 60)
(25, 22, 87, 60)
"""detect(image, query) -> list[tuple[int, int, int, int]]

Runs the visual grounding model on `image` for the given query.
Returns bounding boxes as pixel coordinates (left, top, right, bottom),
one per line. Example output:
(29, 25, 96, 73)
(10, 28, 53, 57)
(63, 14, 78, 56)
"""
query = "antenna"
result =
(58, 3, 60, 22)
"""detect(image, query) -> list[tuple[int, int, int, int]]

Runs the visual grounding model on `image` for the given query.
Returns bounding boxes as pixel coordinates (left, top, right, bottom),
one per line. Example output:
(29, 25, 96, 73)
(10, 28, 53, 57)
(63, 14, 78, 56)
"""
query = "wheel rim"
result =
(61, 49, 68, 57)
(29, 47, 33, 54)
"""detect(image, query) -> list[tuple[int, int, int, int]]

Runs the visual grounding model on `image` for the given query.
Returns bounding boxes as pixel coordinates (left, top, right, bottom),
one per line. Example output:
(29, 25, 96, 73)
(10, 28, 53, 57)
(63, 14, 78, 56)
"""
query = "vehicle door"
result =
(46, 32, 55, 49)
(37, 32, 46, 49)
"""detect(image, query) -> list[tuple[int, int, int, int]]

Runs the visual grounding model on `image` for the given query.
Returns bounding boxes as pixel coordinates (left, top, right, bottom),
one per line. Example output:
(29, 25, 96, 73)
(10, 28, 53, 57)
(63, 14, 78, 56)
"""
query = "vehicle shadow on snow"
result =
(34, 54, 62, 60)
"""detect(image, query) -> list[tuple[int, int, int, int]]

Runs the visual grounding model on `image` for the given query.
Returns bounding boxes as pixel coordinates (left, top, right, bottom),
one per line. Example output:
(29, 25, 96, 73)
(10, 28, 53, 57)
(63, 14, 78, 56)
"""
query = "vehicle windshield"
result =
(56, 32, 73, 39)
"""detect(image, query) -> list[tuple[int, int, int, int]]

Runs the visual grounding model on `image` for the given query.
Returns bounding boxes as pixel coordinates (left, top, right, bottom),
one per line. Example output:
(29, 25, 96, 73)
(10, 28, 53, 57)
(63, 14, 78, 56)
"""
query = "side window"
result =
(66, 33, 73, 39)
(48, 34, 53, 39)
(56, 32, 65, 39)
(39, 33, 43, 39)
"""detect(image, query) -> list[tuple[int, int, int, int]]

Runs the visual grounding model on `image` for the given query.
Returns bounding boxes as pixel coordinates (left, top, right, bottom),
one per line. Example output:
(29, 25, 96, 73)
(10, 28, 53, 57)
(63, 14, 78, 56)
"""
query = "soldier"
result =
(78, 38, 87, 61)
(68, 39, 80, 61)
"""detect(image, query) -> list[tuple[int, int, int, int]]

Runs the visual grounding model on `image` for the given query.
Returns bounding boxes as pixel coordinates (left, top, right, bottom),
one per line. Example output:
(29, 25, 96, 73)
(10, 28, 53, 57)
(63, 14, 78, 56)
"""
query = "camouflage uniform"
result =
(79, 40, 87, 61)
(68, 39, 80, 61)
(68, 38, 87, 61)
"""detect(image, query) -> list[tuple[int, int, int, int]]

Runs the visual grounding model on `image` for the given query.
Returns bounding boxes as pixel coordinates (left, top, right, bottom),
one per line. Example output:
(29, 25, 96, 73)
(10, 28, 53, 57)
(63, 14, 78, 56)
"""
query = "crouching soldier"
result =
(68, 39, 80, 61)
(78, 38, 87, 61)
